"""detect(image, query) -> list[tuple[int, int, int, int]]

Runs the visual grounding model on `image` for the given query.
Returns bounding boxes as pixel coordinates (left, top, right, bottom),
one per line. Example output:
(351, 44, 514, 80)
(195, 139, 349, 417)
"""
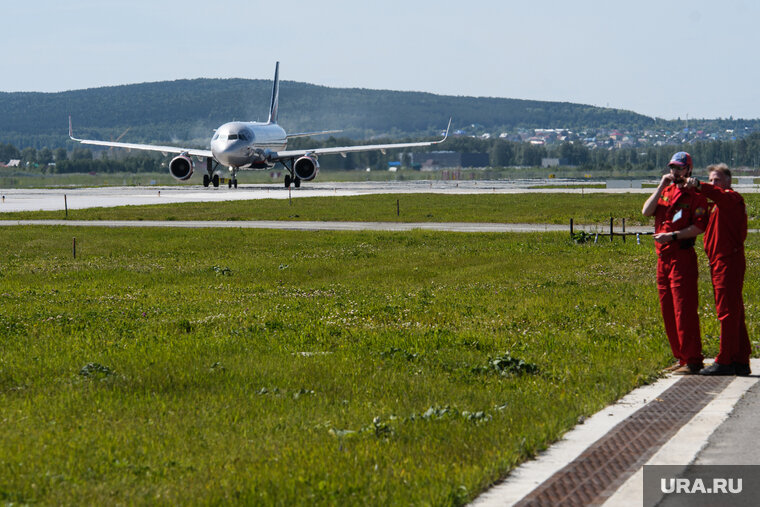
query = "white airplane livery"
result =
(69, 62, 450, 188)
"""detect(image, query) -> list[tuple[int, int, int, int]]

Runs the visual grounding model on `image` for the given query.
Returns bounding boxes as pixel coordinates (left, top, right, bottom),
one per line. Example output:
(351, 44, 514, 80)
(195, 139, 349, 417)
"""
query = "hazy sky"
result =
(4, 0, 759, 120)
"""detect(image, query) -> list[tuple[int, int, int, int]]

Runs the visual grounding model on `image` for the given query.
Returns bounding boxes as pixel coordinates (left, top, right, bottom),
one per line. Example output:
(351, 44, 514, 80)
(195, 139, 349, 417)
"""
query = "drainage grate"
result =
(514, 376, 733, 506)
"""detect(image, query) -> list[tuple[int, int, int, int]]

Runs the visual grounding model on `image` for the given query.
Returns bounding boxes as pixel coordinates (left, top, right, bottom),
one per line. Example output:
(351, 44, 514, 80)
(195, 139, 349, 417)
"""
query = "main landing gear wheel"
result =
(228, 179, 232, 188)
(233, 179, 238, 189)
(284, 174, 291, 188)
(212, 175, 219, 188)
(203, 174, 210, 187)
(294, 178, 301, 188)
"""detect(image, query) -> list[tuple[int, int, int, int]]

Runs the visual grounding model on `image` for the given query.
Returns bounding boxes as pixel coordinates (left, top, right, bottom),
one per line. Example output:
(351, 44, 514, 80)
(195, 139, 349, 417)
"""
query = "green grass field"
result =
(1, 226, 756, 505)
(5, 192, 760, 229)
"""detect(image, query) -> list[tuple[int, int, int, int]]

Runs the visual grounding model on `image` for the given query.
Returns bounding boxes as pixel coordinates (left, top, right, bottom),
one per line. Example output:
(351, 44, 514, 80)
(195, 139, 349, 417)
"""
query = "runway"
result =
(3, 179, 758, 214)
(0, 179, 651, 213)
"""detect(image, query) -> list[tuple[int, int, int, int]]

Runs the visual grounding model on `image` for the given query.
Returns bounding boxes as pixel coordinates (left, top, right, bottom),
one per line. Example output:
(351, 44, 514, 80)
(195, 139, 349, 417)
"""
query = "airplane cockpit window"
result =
(228, 134, 239, 140)
(238, 132, 248, 141)
(212, 132, 220, 141)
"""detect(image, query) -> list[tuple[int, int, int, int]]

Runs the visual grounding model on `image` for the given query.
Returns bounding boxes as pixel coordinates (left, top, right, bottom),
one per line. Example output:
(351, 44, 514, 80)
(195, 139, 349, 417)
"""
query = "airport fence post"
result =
(397, 199, 400, 217)
(64, 194, 68, 219)
(609, 217, 613, 242)
(622, 218, 626, 243)
(570, 218, 574, 237)
(73, 237, 76, 259)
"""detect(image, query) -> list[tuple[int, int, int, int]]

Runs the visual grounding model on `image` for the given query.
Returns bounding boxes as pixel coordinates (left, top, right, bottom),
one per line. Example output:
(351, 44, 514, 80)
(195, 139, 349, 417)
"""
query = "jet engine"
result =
(294, 155, 319, 181)
(169, 154, 194, 181)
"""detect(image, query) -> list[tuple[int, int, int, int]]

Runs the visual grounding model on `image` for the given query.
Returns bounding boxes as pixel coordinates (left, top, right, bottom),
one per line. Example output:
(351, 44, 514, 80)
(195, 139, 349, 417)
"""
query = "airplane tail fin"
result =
(267, 61, 280, 124)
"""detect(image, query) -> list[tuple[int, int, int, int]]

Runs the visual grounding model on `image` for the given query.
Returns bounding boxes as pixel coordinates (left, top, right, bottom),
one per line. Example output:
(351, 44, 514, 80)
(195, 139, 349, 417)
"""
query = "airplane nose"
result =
(212, 143, 236, 166)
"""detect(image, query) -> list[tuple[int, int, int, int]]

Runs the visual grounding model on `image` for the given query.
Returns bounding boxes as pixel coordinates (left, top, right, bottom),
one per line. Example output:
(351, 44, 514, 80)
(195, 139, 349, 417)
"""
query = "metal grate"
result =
(514, 376, 733, 506)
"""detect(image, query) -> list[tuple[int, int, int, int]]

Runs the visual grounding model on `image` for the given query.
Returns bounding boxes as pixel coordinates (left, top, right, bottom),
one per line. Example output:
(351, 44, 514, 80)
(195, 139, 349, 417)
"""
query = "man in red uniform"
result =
(687, 164, 752, 375)
(642, 152, 709, 374)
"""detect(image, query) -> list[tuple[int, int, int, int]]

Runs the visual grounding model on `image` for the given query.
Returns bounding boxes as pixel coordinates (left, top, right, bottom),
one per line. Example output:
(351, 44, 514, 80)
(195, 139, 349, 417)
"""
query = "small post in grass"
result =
(64, 194, 68, 218)
(397, 199, 400, 217)
(73, 237, 76, 259)
(609, 217, 614, 242)
(570, 218, 574, 237)
(289, 185, 292, 206)
(622, 218, 626, 243)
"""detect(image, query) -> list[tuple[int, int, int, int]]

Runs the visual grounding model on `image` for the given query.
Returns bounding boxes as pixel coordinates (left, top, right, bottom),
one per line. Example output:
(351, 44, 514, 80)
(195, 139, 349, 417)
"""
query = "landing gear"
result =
(212, 175, 219, 188)
(204, 158, 217, 188)
(284, 174, 300, 188)
(228, 179, 232, 188)
(233, 179, 238, 189)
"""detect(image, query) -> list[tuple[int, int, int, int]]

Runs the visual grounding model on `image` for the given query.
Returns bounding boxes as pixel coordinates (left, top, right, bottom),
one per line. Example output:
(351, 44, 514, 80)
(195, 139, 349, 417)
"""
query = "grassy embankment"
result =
(4, 192, 760, 229)
(2, 225, 757, 505)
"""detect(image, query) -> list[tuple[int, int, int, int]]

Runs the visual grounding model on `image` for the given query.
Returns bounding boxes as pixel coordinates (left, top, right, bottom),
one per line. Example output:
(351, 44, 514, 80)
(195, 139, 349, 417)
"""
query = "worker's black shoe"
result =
(699, 362, 735, 376)
(732, 362, 752, 376)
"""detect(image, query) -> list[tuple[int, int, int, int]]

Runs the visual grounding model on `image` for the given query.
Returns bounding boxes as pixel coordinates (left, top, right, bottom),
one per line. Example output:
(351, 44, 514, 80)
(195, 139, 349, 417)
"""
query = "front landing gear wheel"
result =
(284, 174, 291, 188)
(294, 178, 301, 188)
(233, 179, 238, 189)
(212, 175, 219, 188)
(203, 174, 210, 187)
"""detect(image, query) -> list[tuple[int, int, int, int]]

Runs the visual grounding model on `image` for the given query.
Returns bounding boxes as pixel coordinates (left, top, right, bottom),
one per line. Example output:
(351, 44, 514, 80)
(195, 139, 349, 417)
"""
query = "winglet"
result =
(434, 117, 452, 144)
(267, 61, 280, 124)
(68, 115, 79, 141)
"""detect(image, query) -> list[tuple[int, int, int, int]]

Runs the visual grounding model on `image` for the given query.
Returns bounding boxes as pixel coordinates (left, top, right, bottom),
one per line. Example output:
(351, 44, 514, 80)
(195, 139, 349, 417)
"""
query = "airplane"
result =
(69, 62, 451, 189)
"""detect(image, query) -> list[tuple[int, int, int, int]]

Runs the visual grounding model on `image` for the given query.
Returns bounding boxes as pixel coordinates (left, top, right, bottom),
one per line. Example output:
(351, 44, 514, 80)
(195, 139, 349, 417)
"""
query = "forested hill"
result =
(0, 78, 655, 149)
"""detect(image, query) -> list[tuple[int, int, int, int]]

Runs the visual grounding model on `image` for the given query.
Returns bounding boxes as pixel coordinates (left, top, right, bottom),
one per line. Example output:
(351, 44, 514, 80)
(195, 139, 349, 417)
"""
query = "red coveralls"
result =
(654, 184, 708, 365)
(699, 183, 751, 366)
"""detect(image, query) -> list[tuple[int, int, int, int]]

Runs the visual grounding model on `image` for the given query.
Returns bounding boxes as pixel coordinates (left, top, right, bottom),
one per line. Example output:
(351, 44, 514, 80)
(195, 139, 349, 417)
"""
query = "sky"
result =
(3, 0, 759, 120)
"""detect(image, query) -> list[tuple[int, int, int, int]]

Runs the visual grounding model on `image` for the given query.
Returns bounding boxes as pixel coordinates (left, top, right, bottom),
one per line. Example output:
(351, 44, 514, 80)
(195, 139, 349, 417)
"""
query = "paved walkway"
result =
(472, 359, 760, 506)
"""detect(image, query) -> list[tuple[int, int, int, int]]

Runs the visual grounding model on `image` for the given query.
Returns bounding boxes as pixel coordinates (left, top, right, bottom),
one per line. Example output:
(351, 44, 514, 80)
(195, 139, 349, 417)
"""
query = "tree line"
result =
(0, 78, 655, 150)
(3, 134, 759, 174)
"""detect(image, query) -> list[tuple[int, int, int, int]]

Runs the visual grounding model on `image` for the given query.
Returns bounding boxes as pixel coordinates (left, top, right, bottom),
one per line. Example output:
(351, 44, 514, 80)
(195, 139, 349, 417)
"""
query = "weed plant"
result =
(1, 227, 757, 505)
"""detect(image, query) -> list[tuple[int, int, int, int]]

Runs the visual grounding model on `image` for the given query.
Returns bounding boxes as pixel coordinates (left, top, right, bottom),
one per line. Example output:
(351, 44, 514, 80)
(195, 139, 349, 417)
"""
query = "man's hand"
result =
(660, 173, 675, 187)
(685, 177, 700, 189)
(653, 232, 676, 244)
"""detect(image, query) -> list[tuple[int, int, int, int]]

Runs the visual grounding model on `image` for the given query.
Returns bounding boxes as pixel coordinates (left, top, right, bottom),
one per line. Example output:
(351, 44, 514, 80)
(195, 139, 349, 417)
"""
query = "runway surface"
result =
(2, 179, 758, 214)
(0, 179, 651, 212)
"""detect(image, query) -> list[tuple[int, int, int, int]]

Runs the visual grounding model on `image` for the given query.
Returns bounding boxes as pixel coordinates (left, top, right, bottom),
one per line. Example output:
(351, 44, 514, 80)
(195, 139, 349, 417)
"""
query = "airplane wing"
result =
(286, 130, 343, 139)
(68, 117, 213, 158)
(275, 118, 451, 159)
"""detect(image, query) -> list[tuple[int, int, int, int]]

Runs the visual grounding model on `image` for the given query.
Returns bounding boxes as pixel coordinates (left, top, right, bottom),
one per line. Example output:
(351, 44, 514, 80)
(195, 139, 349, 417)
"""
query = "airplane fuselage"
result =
(211, 121, 287, 169)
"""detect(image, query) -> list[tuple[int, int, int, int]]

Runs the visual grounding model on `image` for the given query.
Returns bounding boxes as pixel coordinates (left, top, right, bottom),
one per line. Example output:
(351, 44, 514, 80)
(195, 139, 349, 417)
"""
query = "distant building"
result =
(541, 158, 572, 168)
(411, 151, 489, 171)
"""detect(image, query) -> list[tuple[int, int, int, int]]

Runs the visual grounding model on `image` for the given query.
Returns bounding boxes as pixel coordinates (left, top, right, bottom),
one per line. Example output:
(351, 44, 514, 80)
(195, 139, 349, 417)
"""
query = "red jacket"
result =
(654, 184, 708, 256)
(699, 183, 747, 261)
